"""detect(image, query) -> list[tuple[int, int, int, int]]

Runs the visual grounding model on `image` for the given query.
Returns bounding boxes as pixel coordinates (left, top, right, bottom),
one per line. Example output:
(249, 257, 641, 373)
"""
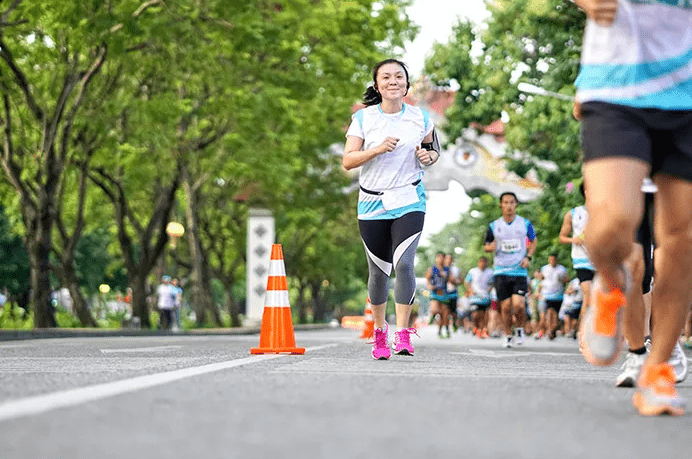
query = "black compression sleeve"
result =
(485, 227, 494, 244)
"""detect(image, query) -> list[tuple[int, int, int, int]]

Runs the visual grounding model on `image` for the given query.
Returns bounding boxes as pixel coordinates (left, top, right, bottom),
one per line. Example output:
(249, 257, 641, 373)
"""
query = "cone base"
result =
(360, 323, 374, 339)
(250, 347, 305, 355)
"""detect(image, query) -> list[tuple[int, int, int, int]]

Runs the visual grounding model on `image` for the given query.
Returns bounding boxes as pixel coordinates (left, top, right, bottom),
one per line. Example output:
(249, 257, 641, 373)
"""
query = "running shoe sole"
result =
(579, 276, 625, 367)
(616, 376, 636, 388)
(672, 342, 688, 384)
(394, 349, 413, 356)
(632, 391, 685, 416)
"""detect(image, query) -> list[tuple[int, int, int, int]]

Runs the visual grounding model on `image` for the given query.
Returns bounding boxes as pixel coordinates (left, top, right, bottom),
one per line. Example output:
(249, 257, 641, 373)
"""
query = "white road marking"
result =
(273, 357, 610, 381)
(100, 345, 183, 354)
(0, 343, 338, 423)
(452, 349, 582, 358)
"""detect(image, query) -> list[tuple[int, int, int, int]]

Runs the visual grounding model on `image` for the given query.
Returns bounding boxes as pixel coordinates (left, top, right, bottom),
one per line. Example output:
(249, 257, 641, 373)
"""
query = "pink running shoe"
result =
(393, 328, 419, 355)
(371, 323, 391, 360)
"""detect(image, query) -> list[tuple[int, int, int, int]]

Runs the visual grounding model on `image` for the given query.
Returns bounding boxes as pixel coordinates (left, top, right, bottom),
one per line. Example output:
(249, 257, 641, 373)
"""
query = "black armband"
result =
(421, 129, 441, 153)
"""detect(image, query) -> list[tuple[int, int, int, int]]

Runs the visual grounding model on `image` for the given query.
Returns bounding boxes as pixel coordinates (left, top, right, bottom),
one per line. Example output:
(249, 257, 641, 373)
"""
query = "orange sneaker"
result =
(579, 273, 627, 366)
(632, 363, 687, 416)
(482, 329, 489, 339)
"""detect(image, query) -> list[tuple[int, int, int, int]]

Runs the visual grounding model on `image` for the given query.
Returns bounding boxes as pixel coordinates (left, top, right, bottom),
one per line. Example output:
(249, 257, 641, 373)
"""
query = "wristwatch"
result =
(525, 255, 532, 261)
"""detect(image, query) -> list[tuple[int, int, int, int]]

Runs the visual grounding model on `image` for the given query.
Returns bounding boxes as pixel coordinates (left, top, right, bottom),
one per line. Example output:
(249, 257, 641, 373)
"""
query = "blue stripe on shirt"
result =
(610, 77, 692, 109)
(353, 109, 364, 130)
(576, 47, 692, 90)
(493, 264, 528, 277)
(357, 182, 426, 220)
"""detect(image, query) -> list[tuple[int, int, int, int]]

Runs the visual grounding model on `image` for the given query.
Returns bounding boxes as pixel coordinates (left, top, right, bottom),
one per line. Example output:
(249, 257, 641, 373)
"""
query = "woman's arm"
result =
(342, 135, 399, 170)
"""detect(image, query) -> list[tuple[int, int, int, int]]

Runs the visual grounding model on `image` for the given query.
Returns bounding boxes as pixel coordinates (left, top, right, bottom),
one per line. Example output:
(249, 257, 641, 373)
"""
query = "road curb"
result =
(0, 323, 331, 341)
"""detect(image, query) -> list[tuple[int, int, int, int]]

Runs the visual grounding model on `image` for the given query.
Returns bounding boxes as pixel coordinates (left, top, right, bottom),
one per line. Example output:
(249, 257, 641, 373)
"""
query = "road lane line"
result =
(0, 343, 338, 423)
(453, 350, 582, 358)
(100, 346, 183, 354)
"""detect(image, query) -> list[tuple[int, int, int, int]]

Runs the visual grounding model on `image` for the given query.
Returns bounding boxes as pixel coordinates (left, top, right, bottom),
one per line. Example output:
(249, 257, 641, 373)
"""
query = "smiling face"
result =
(375, 62, 408, 102)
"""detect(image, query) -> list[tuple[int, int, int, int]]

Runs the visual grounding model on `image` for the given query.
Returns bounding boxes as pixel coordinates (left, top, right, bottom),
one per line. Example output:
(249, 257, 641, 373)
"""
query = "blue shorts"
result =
(430, 290, 446, 302)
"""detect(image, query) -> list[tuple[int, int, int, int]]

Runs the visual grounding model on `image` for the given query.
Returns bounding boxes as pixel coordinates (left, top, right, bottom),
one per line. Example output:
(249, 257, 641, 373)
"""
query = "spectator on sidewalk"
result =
(156, 275, 175, 330)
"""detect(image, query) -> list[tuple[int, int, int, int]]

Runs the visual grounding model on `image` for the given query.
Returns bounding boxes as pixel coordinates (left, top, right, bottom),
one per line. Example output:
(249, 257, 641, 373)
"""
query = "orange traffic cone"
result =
(250, 244, 305, 355)
(360, 299, 374, 339)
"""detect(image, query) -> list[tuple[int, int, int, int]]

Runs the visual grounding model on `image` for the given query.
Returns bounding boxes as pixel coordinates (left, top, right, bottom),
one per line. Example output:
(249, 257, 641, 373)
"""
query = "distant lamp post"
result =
(166, 222, 185, 278)
(166, 222, 185, 248)
(517, 82, 575, 101)
(98, 284, 110, 315)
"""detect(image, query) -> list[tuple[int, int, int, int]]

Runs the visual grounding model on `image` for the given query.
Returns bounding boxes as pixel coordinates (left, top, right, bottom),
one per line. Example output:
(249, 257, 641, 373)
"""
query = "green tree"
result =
(190, 0, 417, 325)
(0, 0, 167, 327)
(422, 0, 587, 270)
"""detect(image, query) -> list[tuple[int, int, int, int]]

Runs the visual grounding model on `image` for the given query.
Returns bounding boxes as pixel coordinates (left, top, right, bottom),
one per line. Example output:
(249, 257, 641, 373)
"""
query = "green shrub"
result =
(0, 308, 33, 329)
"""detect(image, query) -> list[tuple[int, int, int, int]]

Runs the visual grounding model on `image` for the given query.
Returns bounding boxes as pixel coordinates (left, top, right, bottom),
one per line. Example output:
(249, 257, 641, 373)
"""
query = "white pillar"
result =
(246, 208, 275, 325)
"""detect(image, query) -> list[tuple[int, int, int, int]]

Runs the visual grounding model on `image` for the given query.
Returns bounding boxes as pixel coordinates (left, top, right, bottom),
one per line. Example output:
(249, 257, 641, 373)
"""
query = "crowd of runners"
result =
(424, 187, 595, 346)
(425, 186, 690, 386)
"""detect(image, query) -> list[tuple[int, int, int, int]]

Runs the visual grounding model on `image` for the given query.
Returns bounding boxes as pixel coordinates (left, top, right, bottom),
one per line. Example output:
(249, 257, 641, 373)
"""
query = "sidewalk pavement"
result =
(0, 323, 330, 341)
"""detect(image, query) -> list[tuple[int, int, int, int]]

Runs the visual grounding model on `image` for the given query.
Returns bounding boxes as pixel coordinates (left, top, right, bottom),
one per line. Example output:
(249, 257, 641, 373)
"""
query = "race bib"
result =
(499, 239, 521, 253)
(381, 185, 419, 211)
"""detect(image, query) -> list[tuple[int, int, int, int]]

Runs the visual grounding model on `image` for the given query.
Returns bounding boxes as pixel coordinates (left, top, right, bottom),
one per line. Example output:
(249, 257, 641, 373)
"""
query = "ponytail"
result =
(363, 85, 381, 106)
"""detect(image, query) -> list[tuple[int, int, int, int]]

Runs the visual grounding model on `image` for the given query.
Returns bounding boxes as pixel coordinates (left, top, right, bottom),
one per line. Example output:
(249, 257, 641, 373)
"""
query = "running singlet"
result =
(575, 0, 692, 109)
(466, 267, 494, 304)
(540, 264, 568, 301)
(447, 265, 460, 298)
(430, 266, 446, 295)
(571, 206, 595, 271)
(486, 216, 536, 277)
(346, 103, 434, 220)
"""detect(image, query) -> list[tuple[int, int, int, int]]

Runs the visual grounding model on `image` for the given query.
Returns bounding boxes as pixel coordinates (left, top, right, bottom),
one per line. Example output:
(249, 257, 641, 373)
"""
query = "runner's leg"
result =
(648, 176, 692, 367)
(583, 159, 648, 290)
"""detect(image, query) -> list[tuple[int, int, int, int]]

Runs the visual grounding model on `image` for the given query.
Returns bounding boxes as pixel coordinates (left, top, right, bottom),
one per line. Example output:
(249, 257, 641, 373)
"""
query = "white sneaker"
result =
(503, 336, 513, 348)
(668, 341, 688, 384)
(515, 327, 525, 345)
(616, 351, 647, 387)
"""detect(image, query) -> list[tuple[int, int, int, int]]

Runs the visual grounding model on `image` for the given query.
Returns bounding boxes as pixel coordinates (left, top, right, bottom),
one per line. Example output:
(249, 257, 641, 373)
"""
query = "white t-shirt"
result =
(562, 278, 583, 310)
(576, 0, 692, 109)
(466, 267, 494, 301)
(157, 284, 174, 310)
(447, 265, 461, 292)
(540, 264, 568, 301)
(346, 103, 434, 191)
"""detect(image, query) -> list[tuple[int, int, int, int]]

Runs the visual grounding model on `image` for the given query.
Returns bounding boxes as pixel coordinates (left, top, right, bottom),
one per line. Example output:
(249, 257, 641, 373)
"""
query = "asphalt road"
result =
(0, 326, 690, 459)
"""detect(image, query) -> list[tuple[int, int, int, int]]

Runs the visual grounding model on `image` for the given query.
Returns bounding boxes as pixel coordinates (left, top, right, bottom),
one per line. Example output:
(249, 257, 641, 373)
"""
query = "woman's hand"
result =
(378, 137, 399, 154)
(574, 0, 618, 26)
(416, 146, 435, 166)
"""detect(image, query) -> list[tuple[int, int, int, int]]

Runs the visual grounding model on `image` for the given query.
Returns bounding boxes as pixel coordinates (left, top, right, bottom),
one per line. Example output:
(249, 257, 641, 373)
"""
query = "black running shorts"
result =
(581, 102, 692, 181)
(494, 275, 527, 303)
(636, 192, 655, 295)
(576, 268, 595, 283)
(545, 299, 562, 313)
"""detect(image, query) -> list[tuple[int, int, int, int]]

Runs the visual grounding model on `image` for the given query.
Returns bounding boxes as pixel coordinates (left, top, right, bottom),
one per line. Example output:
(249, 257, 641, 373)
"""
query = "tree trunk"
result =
(130, 270, 150, 329)
(61, 266, 97, 327)
(224, 282, 241, 327)
(311, 282, 327, 323)
(183, 170, 220, 327)
(297, 283, 308, 324)
(27, 236, 56, 328)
